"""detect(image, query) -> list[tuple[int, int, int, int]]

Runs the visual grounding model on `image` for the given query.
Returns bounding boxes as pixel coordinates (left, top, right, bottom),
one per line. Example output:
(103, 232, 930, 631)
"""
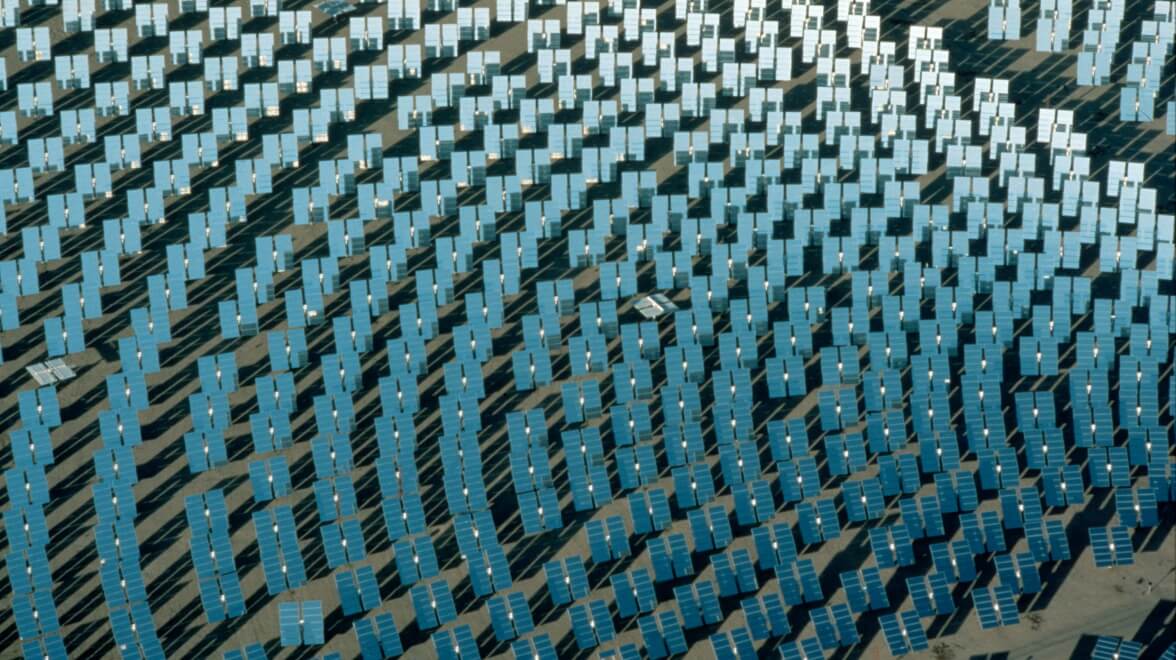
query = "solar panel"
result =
(767, 419, 810, 466)
(1116, 486, 1160, 528)
(507, 632, 557, 660)
(108, 603, 163, 660)
(744, 588, 791, 639)
(730, 479, 772, 526)
(6, 507, 50, 553)
(93, 480, 136, 523)
(818, 385, 859, 431)
(184, 430, 228, 474)
(907, 573, 952, 617)
(432, 624, 480, 660)
(1090, 525, 1135, 567)
(649, 532, 694, 582)
(637, 610, 688, 658)
(972, 585, 1019, 629)
(709, 624, 758, 658)
(780, 637, 826, 660)
(808, 606, 839, 650)
(569, 599, 615, 649)
(672, 578, 715, 630)
(779, 558, 823, 604)
(411, 580, 457, 630)
(844, 478, 885, 522)
(1091, 636, 1145, 660)
(485, 591, 534, 643)
(689, 504, 733, 552)
(336, 564, 382, 616)
(880, 609, 930, 655)
(712, 548, 758, 597)
(353, 612, 403, 659)
(797, 498, 840, 544)
(278, 601, 323, 646)
(545, 555, 590, 605)
(826, 432, 868, 476)
(1090, 447, 1133, 488)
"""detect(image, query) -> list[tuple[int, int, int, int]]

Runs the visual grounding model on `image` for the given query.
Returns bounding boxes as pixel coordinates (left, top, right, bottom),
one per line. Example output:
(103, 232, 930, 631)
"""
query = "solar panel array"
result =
(0, 0, 1172, 658)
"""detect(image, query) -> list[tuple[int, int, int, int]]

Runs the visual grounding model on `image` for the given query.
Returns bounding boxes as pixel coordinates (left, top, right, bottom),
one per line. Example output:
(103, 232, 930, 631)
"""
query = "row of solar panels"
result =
(119, 175, 1166, 654)
(13, 448, 1153, 656)
(89, 376, 165, 659)
(255, 15, 1166, 649)
(3, 145, 1169, 349)
(178, 268, 1171, 468)
(0, 58, 1169, 329)
(0, 21, 1161, 162)
(388, 283, 1168, 658)
(0, 21, 1157, 484)
(170, 275, 1171, 654)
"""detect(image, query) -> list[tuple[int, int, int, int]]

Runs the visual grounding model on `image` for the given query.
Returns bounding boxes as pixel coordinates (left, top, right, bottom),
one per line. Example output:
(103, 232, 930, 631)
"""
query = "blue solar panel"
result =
(797, 499, 840, 545)
(564, 428, 611, 511)
(93, 480, 136, 523)
(11, 426, 54, 468)
(252, 507, 306, 595)
(585, 515, 629, 565)
(336, 564, 381, 616)
(277, 602, 301, 647)
(6, 508, 50, 553)
(1116, 486, 1160, 528)
(907, 573, 951, 617)
(869, 407, 909, 455)
(688, 504, 732, 552)
(569, 599, 615, 650)
(1093, 446, 1134, 488)
(710, 625, 757, 658)
(651, 532, 694, 583)
(509, 632, 557, 660)
(545, 555, 589, 605)
(1092, 636, 1145, 660)
(629, 489, 668, 534)
(728, 478, 770, 525)
(278, 601, 323, 647)
(183, 427, 228, 475)
(808, 606, 839, 650)
(669, 582, 714, 633)
(712, 548, 758, 597)
(780, 636, 826, 660)
(321, 517, 367, 568)
(108, 602, 163, 660)
(995, 487, 1034, 531)
(1090, 525, 1135, 568)
(744, 589, 791, 640)
(844, 478, 885, 522)
(750, 522, 795, 571)
(673, 461, 716, 509)
(485, 591, 533, 643)
(826, 432, 868, 476)
(393, 533, 440, 586)
(818, 385, 859, 431)
(972, 585, 1019, 630)
(432, 623, 479, 660)
(354, 612, 403, 660)
(411, 580, 457, 630)
(779, 558, 823, 605)
(562, 380, 604, 425)
(637, 610, 688, 659)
